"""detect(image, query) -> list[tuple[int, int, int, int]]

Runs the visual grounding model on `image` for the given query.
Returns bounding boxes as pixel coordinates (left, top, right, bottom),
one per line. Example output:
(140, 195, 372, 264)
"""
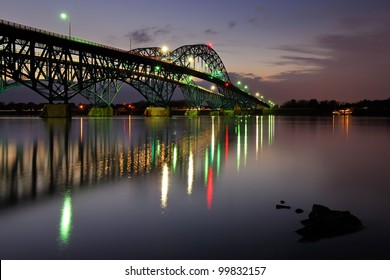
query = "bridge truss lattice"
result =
(0, 19, 268, 109)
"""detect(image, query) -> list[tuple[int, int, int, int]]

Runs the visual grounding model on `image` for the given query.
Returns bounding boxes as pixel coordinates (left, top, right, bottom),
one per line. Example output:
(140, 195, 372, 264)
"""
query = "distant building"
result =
(332, 108, 352, 115)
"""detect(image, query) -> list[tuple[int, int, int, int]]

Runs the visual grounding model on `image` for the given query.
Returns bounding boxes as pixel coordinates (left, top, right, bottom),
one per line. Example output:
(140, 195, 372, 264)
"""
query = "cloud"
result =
(128, 26, 171, 44)
(205, 29, 218, 35)
(274, 56, 331, 67)
(228, 72, 264, 91)
(228, 21, 236, 28)
(264, 20, 390, 103)
(255, 5, 265, 13)
(248, 18, 256, 25)
(338, 16, 371, 31)
(130, 29, 152, 44)
(274, 45, 328, 56)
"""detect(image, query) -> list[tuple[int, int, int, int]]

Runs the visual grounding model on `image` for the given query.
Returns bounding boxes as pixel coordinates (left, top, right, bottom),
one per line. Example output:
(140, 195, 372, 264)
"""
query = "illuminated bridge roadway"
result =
(0, 19, 270, 116)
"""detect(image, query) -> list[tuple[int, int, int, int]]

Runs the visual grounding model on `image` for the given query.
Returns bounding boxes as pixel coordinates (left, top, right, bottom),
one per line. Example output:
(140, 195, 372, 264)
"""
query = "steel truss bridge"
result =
(0, 19, 269, 109)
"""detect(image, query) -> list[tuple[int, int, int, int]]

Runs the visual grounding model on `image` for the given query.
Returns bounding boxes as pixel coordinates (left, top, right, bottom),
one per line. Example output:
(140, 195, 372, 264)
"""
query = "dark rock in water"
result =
(295, 208, 304, 214)
(280, 200, 285, 204)
(276, 204, 291, 209)
(296, 204, 363, 241)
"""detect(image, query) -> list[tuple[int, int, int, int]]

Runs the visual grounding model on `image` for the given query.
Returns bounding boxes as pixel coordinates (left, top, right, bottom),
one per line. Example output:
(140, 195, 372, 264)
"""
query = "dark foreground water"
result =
(0, 115, 389, 260)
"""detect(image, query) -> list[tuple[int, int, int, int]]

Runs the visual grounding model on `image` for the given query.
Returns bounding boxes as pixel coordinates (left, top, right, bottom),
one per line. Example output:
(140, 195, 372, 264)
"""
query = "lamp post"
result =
(60, 12, 71, 37)
(125, 34, 132, 51)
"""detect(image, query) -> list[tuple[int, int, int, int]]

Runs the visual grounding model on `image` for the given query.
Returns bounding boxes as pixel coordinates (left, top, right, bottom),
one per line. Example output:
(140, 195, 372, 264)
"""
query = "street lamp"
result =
(60, 12, 71, 37)
(125, 34, 132, 51)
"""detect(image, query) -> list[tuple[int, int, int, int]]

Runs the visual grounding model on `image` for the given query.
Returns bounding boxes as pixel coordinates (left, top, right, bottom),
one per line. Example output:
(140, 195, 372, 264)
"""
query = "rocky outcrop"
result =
(296, 204, 363, 241)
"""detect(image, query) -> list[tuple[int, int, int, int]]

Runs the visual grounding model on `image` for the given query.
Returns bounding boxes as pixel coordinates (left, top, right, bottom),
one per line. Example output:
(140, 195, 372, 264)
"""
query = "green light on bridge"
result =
(60, 13, 68, 20)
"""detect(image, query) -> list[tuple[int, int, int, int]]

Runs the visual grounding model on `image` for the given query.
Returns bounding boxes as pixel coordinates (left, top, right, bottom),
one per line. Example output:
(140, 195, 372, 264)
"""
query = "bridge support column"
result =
(40, 104, 71, 118)
(223, 109, 235, 116)
(144, 107, 171, 117)
(88, 107, 114, 117)
(184, 108, 200, 117)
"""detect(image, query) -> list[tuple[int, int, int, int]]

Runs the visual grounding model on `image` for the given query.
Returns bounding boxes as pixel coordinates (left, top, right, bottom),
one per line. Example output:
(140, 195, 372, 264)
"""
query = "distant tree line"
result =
(279, 98, 390, 115)
(1, 98, 389, 116)
(0, 99, 190, 115)
(281, 98, 390, 109)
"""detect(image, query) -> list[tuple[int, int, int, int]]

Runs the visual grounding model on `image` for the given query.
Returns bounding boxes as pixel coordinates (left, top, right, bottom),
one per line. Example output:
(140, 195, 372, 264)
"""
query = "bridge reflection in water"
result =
(0, 116, 275, 247)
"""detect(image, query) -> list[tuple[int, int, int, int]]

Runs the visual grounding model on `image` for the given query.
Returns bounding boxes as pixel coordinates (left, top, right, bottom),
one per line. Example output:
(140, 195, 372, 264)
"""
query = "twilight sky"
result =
(1, 0, 390, 104)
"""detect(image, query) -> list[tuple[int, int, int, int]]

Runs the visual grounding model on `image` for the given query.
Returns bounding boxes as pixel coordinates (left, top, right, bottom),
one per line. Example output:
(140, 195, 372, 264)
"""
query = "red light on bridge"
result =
(207, 42, 213, 48)
(224, 82, 230, 87)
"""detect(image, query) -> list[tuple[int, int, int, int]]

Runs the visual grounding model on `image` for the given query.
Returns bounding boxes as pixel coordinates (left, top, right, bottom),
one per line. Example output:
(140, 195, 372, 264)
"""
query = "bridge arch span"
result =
(171, 44, 230, 83)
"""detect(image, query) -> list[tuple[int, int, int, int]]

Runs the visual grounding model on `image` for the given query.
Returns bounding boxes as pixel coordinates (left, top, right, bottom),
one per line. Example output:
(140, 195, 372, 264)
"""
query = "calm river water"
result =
(0, 115, 389, 260)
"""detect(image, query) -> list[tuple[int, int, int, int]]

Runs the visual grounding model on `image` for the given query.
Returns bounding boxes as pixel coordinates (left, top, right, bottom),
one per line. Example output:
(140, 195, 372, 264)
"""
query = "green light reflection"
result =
(217, 142, 221, 177)
(237, 121, 241, 172)
(59, 190, 73, 247)
(244, 117, 248, 165)
(210, 116, 215, 164)
(256, 116, 259, 160)
(172, 145, 178, 171)
(260, 116, 264, 152)
(204, 148, 209, 184)
(268, 115, 274, 146)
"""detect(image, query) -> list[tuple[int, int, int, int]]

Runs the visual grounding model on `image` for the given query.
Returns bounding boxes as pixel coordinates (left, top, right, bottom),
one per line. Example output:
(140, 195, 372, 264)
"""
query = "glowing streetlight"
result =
(60, 12, 71, 37)
(161, 45, 169, 54)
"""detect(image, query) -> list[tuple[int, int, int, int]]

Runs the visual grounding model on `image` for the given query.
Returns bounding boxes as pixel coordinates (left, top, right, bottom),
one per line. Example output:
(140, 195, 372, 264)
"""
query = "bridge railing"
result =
(0, 18, 126, 54)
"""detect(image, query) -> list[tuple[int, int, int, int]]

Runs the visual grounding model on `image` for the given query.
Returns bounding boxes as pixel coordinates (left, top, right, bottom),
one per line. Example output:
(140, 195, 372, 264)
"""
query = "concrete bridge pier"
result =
(184, 108, 200, 117)
(210, 109, 235, 116)
(40, 104, 71, 118)
(88, 107, 114, 117)
(223, 109, 236, 116)
(144, 107, 171, 117)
